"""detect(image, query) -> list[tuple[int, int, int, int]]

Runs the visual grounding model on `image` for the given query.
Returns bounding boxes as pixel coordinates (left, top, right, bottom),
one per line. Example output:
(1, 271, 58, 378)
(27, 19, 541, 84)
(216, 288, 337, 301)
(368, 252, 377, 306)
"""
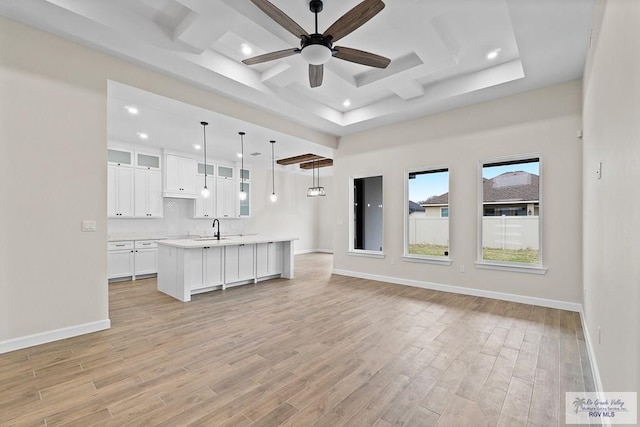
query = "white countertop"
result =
(157, 235, 298, 248)
(108, 234, 168, 242)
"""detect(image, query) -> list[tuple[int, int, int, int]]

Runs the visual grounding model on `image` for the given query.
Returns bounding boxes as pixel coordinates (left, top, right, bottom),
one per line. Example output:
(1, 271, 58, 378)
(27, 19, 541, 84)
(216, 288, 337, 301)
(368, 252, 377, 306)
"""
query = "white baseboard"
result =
(295, 249, 334, 255)
(332, 268, 582, 312)
(578, 309, 605, 395)
(0, 319, 111, 354)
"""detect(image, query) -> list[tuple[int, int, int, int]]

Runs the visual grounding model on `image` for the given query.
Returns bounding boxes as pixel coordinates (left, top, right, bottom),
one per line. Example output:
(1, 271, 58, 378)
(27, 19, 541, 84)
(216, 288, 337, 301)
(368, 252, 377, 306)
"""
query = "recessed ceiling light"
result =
(487, 48, 502, 60)
(193, 144, 201, 150)
(125, 106, 138, 115)
(241, 43, 252, 56)
(343, 99, 351, 107)
(137, 132, 148, 140)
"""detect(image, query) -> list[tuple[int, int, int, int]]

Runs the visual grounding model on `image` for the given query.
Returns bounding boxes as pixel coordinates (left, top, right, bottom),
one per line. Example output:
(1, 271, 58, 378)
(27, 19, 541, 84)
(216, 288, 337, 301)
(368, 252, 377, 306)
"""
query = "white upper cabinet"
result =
(216, 177, 237, 218)
(194, 174, 216, 218)
(108, 148, 133, 166)
(217, 165, 234, 179)
(136, 152, 160, 170)
(164, 154, 197, 198)
(134, 169, 163, 217)
(108, 164, 134, 218)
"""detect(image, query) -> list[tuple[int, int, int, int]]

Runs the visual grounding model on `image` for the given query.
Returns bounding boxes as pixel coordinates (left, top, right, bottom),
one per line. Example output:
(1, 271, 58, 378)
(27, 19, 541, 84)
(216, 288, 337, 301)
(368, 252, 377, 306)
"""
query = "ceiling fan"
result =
(243, 0, 391, 88)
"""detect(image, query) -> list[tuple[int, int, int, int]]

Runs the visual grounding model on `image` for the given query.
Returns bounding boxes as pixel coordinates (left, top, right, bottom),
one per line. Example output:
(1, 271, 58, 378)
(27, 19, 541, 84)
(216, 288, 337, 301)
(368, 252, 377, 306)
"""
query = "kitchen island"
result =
(157, 236, 297, 302)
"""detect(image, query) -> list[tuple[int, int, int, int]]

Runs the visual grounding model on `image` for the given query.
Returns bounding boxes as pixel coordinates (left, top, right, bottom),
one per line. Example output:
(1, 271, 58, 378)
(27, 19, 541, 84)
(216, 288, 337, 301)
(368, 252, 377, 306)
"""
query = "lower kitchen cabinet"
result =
(134, 240, 158, 276)
(224, 244, 255, 284)
(256, 242, 283, 278)
(108, 240, 159, 281)
(185, 246, 223, 292)
(107, 241, 134, 279)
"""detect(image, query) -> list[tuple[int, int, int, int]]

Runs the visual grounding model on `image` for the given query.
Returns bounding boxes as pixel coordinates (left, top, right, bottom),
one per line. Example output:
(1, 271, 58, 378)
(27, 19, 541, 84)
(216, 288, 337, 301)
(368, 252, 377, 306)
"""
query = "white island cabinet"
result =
(157, 236, 296, 302)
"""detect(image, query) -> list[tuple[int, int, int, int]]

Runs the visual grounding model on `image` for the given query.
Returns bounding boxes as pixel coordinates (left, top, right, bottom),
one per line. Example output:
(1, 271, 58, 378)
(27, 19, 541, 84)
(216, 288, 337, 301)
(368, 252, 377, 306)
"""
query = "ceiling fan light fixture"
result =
(301, 43, 332, 65)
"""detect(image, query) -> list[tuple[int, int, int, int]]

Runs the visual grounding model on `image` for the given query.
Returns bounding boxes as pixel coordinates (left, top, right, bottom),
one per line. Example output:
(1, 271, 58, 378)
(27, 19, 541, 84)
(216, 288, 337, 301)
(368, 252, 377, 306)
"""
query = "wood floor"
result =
(0, 253, 594, 426)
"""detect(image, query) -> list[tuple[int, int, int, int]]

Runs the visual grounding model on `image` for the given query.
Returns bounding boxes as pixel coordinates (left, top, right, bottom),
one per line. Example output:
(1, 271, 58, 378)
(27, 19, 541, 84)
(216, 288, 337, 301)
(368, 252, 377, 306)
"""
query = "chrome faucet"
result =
(212, 219, 220, 240)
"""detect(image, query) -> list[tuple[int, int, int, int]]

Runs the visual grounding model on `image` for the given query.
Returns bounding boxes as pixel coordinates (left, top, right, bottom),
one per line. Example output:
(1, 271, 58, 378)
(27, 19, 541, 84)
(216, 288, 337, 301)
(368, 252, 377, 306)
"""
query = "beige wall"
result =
(334, 80, 583, 304)
(0, 16, 335, 348)
(582, 0, 640, 393)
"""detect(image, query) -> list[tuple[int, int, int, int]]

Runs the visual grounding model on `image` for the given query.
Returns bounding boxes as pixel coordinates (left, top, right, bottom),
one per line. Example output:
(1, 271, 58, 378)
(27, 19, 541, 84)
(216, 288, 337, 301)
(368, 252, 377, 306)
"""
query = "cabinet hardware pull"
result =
(115, 244, 125, 247)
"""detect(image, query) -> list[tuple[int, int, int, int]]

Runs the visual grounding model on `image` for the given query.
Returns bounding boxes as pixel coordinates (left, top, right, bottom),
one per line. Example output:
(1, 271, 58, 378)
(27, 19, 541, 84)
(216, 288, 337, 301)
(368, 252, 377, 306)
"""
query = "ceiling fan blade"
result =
(250, 0, 309, 39)
(309, 64, 323, 88)
(323, 0, 385, 43)
(242, 48, 299, 65)
(334, 46, 390, 68)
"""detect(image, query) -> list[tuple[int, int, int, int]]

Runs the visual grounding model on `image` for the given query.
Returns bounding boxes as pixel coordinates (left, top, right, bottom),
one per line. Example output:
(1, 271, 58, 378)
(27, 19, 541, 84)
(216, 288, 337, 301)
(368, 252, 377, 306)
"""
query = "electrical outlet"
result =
(390, 258, 396, 265)
(459, 264, 465, 273)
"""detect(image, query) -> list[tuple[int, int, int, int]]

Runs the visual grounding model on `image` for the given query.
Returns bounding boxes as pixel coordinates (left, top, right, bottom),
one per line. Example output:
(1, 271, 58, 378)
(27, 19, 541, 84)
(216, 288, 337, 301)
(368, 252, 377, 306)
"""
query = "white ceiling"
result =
(108, 81, 334, 168)
(0, 0, 594, 141)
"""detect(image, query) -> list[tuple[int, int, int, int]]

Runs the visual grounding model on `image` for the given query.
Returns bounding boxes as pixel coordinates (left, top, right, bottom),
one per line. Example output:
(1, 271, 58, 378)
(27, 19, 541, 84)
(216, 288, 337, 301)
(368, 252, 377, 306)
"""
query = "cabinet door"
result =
(256, 242, 282, 278)
(239, 182, 250, 217)
(108, 165, 134, 217)
(204, 247, 223, 287)
(256, 243, 269, 278)
(194, 175, 215, 218)
(224, 245, 239, 284)
(268, 242, 283, 275)
(216, 178, 236, 218)
(165, 155, 181, 192)
(185, 248, 205, 291)
(179, 157, 196, 193)
(238, 244, 255, 281)
(108, 249, 134, 279)
(147, 170, 163, 217)
(117, 166, 134, 217)
(107, 164, 118, 217)
(134, 169, 147, 217)
(135, 248, 157, 275)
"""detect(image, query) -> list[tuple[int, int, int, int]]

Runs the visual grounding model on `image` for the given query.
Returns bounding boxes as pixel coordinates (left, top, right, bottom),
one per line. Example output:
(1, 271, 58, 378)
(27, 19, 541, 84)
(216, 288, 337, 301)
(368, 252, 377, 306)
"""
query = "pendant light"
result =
(200, 121, 210, 198)
(238, 132, 247, 201)
(270, 140, 277, 202)
(307, 159, 327, 197)
(307, 159, 316, 197)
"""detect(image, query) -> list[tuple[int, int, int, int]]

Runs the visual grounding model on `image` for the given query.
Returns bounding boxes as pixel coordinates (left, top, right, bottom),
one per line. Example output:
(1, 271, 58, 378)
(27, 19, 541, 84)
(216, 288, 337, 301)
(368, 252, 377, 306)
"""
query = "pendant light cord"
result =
(271, 141, 275, 194)
(201, 121, 208, 189)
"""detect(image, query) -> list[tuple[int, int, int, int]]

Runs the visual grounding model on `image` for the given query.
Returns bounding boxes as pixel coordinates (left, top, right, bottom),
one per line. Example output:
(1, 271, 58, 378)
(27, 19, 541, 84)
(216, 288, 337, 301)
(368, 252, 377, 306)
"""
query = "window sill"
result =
(475, 261, 547, 275)
(402, 255, 452, 266)
(348, 250, 385, 259)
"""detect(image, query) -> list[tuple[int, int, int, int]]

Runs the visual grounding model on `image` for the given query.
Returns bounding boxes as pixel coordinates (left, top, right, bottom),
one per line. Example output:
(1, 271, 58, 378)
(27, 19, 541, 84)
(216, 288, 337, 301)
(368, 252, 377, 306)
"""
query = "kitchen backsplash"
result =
(108, 198, 247, 238)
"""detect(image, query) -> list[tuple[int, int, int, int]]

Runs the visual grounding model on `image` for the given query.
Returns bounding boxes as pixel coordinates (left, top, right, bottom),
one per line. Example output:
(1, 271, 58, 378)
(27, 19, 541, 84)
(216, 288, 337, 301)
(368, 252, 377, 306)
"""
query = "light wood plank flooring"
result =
(0, 253, 594, 426)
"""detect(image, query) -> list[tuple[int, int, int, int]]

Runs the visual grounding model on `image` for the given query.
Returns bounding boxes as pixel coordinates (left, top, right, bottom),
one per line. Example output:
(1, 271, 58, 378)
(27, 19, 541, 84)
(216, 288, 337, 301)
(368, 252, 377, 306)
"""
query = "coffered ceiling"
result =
(0, 0, 594, 137)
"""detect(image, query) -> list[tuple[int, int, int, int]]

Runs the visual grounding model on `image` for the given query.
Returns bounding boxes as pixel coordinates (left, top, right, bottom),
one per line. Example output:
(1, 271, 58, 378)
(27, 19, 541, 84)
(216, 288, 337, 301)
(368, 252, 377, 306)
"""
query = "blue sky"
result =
(408, 161, 539, 203)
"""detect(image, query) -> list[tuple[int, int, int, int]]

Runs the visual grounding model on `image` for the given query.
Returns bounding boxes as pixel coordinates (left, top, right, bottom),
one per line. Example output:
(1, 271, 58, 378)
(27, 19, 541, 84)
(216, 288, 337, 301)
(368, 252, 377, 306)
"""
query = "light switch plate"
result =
(82, 220, 96, 232)
(596, 162, 602, 180)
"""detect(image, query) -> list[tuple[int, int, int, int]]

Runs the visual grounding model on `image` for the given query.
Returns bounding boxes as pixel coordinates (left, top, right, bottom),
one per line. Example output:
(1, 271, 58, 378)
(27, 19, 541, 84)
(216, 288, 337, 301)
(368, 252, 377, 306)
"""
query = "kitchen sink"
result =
(194, 237, 230, 241)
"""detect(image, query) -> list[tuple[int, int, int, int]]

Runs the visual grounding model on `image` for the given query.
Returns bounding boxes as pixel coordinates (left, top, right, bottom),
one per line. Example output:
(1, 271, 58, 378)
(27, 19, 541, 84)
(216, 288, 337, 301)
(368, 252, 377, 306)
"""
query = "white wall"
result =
(334, 80, 583, 305)
(0, 16, 336, 351)
(582, 0, 640, 394)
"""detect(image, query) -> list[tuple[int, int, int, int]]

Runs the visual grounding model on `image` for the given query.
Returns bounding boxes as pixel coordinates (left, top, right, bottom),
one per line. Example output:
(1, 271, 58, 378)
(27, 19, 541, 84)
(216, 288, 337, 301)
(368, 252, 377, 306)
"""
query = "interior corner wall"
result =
(582, 0, 640, 394)
(0, 16, 335, 350)
(333, 80, 583, 306)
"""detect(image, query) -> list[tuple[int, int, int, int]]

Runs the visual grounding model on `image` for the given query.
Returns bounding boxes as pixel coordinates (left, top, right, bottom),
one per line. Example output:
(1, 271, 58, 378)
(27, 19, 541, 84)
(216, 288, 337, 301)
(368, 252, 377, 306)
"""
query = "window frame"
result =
(402, 166, 452, 266)
(475, 154, 547, 274)
(348, 174, 385, 258)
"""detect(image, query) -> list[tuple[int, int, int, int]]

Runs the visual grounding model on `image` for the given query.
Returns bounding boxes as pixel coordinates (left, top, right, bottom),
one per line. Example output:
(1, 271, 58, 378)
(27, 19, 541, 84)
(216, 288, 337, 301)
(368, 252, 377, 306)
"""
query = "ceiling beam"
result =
(277, 153, 323, 165)
(299, 159, 333, 169)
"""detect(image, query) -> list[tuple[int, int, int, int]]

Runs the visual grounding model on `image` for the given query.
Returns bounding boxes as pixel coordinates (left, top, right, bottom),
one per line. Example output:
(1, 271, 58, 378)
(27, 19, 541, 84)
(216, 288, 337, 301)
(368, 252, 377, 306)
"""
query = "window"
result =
(479, 157, 542, 268)
(350, 175, 383, 256)
(406, 168, 449, 260)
